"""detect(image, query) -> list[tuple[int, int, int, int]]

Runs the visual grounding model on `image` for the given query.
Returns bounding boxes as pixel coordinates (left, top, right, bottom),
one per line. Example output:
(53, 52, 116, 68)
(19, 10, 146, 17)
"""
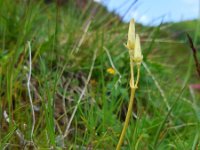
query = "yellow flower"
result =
(133, 34, 143, 64)
(107, 67, 116, 75)
(127, 19, 135, 50)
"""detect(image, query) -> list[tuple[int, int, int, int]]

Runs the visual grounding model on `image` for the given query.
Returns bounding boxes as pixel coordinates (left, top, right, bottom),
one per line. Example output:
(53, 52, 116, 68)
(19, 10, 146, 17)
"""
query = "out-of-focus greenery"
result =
(0, 0, 199, 149)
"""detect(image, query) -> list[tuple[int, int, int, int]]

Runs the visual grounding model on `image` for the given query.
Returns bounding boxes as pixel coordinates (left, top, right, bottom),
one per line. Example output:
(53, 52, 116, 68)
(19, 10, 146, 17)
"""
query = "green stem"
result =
(117, 61, 141, 149)
(116, 87, 136, 150)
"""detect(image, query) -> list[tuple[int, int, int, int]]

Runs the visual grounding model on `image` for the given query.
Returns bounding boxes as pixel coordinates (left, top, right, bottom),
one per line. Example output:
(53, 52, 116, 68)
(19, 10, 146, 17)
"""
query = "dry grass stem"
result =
(63, 48, 98, 138)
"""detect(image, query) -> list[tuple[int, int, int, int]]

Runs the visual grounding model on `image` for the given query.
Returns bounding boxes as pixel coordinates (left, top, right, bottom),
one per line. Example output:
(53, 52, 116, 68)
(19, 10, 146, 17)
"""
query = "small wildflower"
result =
(107, 67, 116, 75)
(117, 19, 143, 149)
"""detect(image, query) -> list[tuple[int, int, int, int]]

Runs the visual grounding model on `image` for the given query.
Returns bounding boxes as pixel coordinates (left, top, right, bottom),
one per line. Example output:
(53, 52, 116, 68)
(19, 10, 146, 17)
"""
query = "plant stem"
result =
(116, 87, 136, 150)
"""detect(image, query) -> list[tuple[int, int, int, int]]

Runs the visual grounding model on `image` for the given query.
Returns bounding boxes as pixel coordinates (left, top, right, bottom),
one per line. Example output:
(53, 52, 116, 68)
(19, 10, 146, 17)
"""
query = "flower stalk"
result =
(116, 19, 143, 150)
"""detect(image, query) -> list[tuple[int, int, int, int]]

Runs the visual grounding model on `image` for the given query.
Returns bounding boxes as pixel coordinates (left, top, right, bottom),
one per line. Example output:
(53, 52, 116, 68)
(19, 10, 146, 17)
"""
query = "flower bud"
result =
(133, 34, 143, 64)
(127, 19, 135, 50)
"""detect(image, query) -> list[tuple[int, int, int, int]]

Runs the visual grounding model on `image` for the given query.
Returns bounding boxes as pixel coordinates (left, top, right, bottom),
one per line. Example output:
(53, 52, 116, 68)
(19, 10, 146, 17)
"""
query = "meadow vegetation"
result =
(0, 0, 200, 149)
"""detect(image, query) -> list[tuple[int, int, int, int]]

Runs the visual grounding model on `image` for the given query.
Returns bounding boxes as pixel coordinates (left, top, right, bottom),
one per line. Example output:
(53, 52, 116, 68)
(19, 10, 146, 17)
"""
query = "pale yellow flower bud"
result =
(127, 19, 135, 50)
(133, 34, 143, 64)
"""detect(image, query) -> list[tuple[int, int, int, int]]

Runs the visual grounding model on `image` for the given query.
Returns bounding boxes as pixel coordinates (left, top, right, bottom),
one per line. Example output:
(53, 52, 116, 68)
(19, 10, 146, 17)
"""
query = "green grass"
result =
(0, 0, 200, 149)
